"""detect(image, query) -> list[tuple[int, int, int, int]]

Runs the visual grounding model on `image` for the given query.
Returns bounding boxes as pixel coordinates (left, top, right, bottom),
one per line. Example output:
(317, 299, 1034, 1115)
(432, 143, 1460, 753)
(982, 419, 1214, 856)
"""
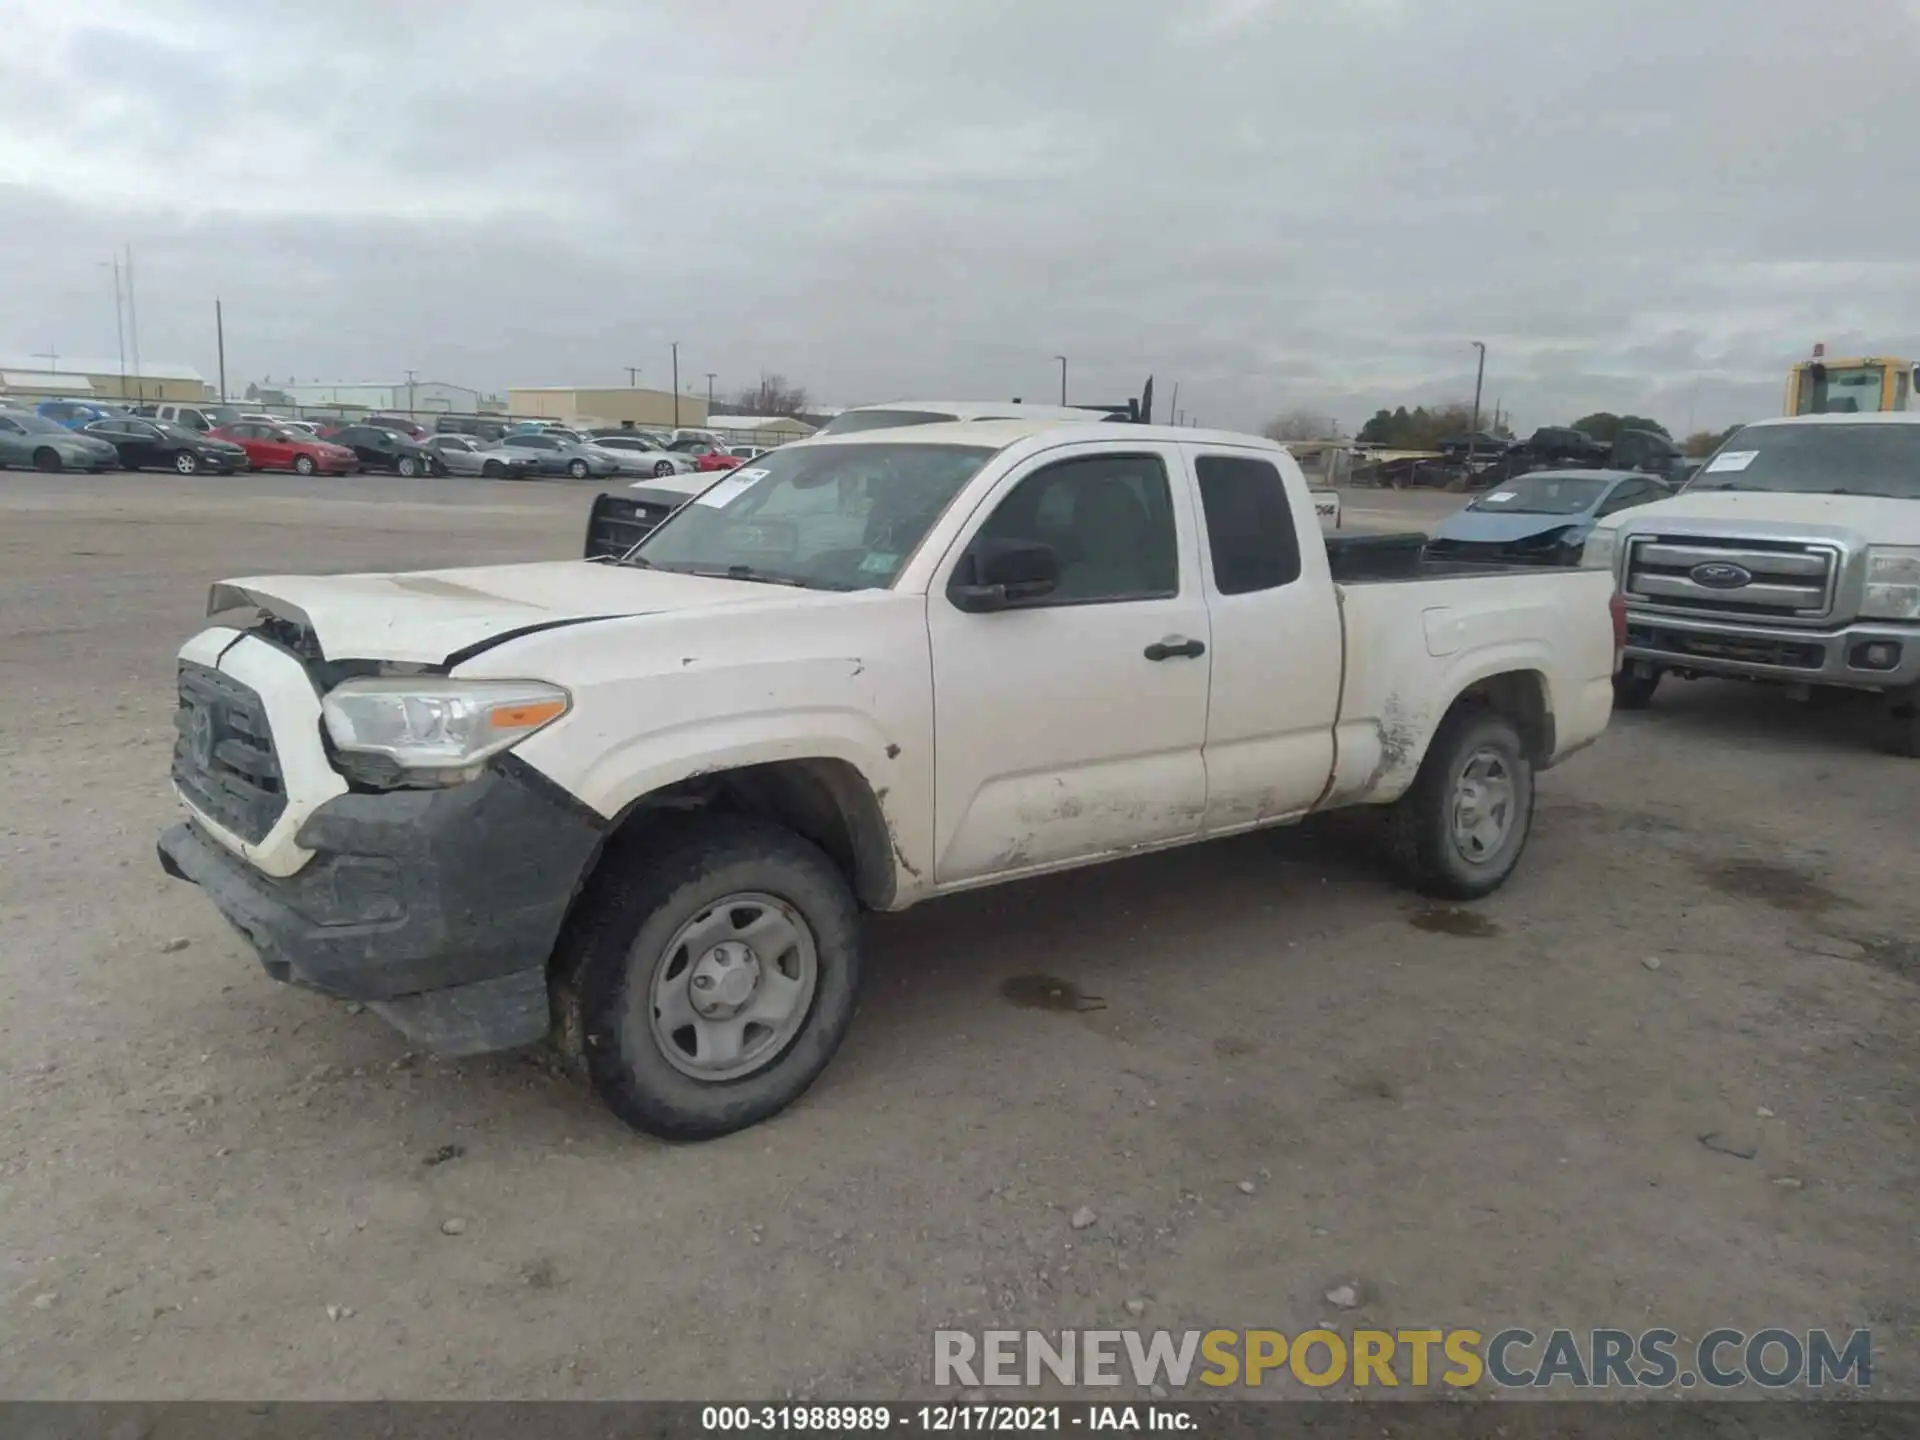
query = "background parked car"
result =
(728, 445, 769, 461)
(83, 417, 249, 474)
(1425, 469, 1672, 565)
(670, 438, 744, 472)
(364, 415, 430, 440)
(37, 400, 130, 429)
(421, 434, 539, 479)
(589, 425, 675, 447)
(589, 434, 696, 477)
(214, 421, 360, 475)
(434, 416, 509, 443)
(496, 431, 620, 478)
(0, 408, 121, 471)
(318, 424, 445, 476)
(132, 402, 247, 433)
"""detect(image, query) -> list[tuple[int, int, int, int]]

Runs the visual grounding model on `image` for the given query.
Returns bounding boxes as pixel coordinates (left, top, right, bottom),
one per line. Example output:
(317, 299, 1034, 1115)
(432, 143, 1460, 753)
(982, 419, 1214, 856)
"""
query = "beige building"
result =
(712, 414, 817, 446)
(508, 386, 710, 429)
(0, 353, 210, 404)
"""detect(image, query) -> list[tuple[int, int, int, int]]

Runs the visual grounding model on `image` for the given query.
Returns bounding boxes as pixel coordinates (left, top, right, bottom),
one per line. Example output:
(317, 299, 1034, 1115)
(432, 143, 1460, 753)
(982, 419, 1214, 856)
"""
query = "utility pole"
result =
(215, 299, 228, 402)
(705, 372, 716, 412)
(1467, 341, 1487, 473)
(32, 346, 59, 375)
(626, 366, 641, 388)
(100, 259, 127, 399)
(1686, 379, 1700, 435)
(125, 246, 143, 402)
(1167, 382, 1179, 427)
(405, 368, 417, 415)
(670, 342, 680, 428)
(1054, 355, 1067, 405)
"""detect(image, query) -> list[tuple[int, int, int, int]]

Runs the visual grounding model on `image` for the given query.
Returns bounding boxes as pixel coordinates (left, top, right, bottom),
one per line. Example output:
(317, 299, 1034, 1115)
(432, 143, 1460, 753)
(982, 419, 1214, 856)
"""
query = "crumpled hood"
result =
(209, 560, 858, 666)
(1432, 508, 1588, 544)
(1603, 490, 1920, 546)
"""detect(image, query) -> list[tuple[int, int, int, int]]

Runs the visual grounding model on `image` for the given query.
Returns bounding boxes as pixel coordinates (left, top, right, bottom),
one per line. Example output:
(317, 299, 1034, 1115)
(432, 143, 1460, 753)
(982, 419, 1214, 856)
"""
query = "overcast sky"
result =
(3, 0, 1917, 434)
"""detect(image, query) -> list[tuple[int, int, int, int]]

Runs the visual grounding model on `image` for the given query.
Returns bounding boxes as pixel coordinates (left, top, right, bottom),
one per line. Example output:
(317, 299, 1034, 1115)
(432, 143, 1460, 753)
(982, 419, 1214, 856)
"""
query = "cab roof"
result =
(791, 419, 1285, 452)
(1743, 412, 1920, 428)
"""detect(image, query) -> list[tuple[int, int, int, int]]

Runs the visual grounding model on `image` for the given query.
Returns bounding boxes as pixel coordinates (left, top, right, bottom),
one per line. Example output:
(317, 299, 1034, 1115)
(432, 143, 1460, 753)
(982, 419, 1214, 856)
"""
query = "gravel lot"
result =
(1, 471, 1913, 1401)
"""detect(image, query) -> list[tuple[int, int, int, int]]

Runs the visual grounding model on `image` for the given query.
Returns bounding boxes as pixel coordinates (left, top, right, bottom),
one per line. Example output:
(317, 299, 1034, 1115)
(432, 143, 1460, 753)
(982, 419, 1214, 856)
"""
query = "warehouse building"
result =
(711, 414, 817, 445)
(0, 354, 210, 404)
(508, 386, 710, 429)
(273, 380, 494, 413)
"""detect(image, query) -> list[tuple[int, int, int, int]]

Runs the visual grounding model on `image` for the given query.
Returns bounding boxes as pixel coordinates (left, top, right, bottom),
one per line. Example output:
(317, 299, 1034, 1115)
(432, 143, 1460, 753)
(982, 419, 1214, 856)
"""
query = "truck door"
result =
(1187, 449, 1342, 830)
(927, 443, 1210, 884)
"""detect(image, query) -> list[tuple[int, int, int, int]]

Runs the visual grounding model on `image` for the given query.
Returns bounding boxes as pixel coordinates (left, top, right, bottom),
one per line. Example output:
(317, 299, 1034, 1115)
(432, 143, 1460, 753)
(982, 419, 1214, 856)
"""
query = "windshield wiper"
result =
(673, 564, 813, 588)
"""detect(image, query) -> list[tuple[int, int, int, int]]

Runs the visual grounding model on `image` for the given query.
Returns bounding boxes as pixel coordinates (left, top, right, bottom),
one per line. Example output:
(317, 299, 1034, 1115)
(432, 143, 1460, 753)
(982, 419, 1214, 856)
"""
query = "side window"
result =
(1194, 455, 1301, 594)
(1598, 481, 1651, 515)
(973, 453, 1178, 604)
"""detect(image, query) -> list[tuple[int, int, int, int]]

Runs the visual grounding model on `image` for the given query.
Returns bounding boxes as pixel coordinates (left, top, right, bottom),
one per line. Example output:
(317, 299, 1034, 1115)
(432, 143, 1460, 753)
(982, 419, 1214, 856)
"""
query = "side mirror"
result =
(949, 538, 1060, 613)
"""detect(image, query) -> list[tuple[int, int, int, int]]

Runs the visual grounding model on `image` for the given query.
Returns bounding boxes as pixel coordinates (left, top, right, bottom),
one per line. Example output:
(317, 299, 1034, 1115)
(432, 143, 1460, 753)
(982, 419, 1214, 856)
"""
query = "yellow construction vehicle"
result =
(1784, 347, 1916, 414)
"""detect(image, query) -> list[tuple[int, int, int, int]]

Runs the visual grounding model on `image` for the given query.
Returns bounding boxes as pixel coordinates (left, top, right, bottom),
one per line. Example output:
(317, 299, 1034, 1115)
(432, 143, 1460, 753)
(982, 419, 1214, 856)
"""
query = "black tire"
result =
(1384, 705, 1536, 900)
(173, 451, 200, 475)
(293, 454, 316, 476)
(1612, 668, 1660, 710)
(653, 460, 676, 478)
(554, 814, 862, 1141)
(396, 455, 420, 477)
(568, 459, 590, 479)
(482, 460, 504, 477)
(34, 447, 62, 473)
(1875, 686, 1920, 758)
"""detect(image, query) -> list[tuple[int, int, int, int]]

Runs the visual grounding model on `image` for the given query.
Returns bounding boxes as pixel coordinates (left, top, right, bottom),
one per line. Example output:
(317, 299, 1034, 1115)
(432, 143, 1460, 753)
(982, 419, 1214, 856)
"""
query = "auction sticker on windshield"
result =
(694, 470, 770, 508)
(1705, 450, 1758, 473)
(1482, 491, 1517, 503)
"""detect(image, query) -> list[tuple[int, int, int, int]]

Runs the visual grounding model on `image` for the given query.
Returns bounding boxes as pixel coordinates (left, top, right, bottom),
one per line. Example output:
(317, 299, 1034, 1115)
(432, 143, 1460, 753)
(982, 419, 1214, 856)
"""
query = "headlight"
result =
(1580, 527, 1620, 572)
(1863, 546, 1920, 621)
(321, 678, 569, 786)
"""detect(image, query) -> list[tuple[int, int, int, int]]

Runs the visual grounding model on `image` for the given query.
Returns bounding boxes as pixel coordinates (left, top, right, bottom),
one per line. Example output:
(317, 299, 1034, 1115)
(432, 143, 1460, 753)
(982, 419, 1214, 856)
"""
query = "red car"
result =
(674, 440, 743, 472)
(213, 421, 361, 475)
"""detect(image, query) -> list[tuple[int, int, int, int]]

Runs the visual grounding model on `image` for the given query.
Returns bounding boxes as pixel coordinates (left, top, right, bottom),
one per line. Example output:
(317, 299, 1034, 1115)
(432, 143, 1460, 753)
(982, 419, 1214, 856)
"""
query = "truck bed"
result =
(1324, 531, 1536, 583)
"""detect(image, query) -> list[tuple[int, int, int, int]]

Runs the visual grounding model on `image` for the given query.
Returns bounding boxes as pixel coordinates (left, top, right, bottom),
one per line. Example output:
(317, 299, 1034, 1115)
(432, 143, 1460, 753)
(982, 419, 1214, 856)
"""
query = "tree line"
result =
(1267, 403, 1743, 458)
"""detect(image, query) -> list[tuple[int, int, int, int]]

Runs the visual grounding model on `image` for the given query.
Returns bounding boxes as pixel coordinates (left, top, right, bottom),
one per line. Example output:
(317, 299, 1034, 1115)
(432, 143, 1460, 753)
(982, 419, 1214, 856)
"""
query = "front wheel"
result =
(653, 460, 676, 478)
(34, 448, 62, 473)
(173, 451, 200, 475)
(568, 459, 590, 479)
(554, 814, 862, 1141)
(396, 455, 420, 477)
(1612, 667, 1660, 710)
(293, 454, 316, 476)
(1384, 706, 1535, 900)
(1876, 686, 1920, 758)
(482, 460, 504, 477)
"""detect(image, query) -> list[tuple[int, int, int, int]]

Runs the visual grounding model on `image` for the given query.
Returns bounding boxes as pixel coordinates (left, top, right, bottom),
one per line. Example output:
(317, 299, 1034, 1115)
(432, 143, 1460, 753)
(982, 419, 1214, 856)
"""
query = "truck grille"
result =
(584, 493, 673, 559)
(172, 663, 287, 843)
(1624, 537, 1837, 622)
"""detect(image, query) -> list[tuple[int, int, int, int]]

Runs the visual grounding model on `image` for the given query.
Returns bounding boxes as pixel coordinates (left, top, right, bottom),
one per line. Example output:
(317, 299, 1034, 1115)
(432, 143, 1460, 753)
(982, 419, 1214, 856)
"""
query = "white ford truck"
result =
(157, 421, 1618, 1139)
(1588, 413, 1920, 754)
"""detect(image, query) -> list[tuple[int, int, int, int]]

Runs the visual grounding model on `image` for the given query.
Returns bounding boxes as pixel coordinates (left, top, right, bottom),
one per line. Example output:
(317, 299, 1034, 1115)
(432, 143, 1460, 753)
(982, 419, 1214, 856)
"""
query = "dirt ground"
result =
(0, 471, 1913, 1401)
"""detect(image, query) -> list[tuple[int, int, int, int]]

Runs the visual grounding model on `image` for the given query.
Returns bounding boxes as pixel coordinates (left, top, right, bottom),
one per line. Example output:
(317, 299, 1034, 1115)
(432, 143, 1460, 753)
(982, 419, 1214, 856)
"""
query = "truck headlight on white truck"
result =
(1862, 546, 1920, 620)
(321, 677, 570, 785)
(1579, 528, 1619, 573)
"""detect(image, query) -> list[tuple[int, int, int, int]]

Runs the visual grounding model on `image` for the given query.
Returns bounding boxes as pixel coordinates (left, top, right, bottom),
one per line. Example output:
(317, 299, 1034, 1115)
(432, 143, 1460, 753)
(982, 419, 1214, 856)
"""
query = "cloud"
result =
(1, 0, 1915, 432)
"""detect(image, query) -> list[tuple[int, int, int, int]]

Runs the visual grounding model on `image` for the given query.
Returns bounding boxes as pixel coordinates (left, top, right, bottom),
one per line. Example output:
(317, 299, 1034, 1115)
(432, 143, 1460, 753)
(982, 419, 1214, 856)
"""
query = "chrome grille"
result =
(172, 663, 287, 843)
(1624, 537, 1837, 621)
(584, 493, 672, 559)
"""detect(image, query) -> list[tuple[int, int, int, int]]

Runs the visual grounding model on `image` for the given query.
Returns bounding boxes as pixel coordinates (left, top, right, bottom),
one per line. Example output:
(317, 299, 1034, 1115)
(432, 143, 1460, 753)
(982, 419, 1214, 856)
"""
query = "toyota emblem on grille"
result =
(1690, 561, 1753, 590)
(188, 703, 220, 769)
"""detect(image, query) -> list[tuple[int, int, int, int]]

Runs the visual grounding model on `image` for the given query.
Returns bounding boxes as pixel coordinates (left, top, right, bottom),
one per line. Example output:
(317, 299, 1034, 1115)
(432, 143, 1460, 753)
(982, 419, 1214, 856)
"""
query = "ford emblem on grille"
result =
(188, 703, 220, 770)
(1690, 561, 1753, 590)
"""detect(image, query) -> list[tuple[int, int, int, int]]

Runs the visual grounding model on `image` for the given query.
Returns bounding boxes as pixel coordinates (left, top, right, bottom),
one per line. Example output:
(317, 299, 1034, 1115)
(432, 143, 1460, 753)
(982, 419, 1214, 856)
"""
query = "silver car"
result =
(589, 434, 696, 478)
(496, 431, 621, 478)
(421, 434, 540, 479)
(0, 408, 121, 472)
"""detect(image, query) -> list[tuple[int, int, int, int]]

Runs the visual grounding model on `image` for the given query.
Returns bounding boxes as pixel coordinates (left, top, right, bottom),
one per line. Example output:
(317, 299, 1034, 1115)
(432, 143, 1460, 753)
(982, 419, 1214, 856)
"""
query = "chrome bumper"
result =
(1623, 608, 1920, 689)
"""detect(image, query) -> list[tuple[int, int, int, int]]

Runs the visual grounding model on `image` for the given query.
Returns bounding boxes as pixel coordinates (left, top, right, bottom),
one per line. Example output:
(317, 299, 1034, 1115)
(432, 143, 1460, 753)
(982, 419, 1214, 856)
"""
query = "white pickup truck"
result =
(1589, 413, 1920, 754)
(157, 421, 1618, 1139)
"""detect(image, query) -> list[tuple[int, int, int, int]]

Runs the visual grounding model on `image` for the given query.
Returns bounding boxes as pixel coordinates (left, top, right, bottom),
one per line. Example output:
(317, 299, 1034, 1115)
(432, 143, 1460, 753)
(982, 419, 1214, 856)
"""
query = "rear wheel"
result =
(293, 454, 316, 476)
(568, 459, 590, 479)
(1384, 706, 1535, 900)
(1612, 667, 1660, 710)
(554, 814, 862, 1140)
(34, 448, 62, 473)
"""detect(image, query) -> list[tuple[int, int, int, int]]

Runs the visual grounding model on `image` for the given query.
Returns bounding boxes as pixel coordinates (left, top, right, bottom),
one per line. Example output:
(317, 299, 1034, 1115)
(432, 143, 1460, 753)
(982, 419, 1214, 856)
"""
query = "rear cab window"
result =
(1193, 453, 1302, 594)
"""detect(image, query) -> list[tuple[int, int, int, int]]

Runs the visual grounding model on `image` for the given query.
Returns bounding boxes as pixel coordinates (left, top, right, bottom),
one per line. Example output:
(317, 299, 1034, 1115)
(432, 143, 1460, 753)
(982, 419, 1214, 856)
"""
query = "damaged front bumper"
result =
(157, 757, 603, 1056)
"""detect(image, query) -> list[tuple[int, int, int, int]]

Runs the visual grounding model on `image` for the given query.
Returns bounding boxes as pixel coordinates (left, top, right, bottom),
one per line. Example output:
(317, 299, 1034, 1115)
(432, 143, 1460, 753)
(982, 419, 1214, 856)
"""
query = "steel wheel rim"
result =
(1449, 745, 1516, 865)
(644, 891, 819, 1082)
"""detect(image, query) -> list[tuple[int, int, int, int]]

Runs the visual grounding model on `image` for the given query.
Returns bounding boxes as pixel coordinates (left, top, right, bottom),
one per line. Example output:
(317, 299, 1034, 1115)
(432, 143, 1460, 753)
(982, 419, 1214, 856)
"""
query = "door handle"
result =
(1143, 636, 1206, 661)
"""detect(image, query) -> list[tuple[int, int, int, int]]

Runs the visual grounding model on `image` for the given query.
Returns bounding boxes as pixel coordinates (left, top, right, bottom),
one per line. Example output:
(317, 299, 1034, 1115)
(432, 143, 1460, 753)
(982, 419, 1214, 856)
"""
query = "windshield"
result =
(1469, 474, 1610, 515)
(629, 442, 993, 590)
(1689, 424, 1920, 500)
(815, 409, 954, 436)
(7, 412, 70, 435)
(1793, 365, 1889, 415)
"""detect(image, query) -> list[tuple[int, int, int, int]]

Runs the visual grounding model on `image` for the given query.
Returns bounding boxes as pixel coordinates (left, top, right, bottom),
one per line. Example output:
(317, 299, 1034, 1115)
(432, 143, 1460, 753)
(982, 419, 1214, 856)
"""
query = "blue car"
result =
(36, 399, 130, 430)
(1426, 469, 1673, 565)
